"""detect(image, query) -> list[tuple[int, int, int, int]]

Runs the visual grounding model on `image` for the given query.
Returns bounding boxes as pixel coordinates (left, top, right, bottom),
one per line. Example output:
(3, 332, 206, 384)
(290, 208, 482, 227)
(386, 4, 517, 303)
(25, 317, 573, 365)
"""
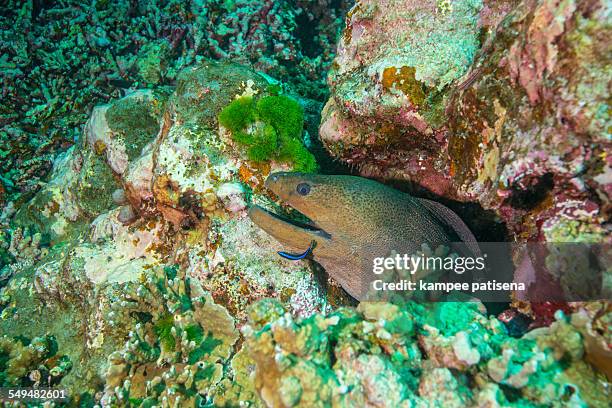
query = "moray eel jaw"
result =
(248, 205, 332, 254)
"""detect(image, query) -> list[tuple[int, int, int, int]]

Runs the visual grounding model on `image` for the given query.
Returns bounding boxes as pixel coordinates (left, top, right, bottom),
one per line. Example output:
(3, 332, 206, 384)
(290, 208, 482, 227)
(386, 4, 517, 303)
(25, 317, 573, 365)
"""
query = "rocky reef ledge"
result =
(321, 0, 610, 245)
(1, 61, 331, 405)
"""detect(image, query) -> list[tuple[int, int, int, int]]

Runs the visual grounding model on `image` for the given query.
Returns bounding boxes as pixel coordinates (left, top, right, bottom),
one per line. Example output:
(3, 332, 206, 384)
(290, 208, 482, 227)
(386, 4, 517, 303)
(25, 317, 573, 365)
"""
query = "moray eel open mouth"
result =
(249, 204, 332, 242)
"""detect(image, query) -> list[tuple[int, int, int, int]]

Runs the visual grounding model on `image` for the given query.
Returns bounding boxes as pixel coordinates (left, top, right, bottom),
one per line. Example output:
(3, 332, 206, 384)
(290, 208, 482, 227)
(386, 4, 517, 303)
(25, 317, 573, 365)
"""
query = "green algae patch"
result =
(219, 94, 318, 172)
(153, 314, 176, 352)
(256, 95, 304, 141)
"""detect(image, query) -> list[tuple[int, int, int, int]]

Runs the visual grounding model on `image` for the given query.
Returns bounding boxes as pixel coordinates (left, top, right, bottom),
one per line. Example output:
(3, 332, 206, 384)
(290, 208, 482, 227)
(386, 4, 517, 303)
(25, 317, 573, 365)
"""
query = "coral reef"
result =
(100, 265, 244, 406)
(0, 60, 329, 404)
(0, 0, 609, 406)
(245, 299, 610, 407)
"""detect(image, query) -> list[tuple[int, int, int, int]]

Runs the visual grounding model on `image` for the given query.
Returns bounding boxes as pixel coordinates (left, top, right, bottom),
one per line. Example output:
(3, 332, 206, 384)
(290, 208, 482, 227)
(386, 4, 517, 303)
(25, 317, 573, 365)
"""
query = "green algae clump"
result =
(219, 94, 317, 172)
(218, 96, 257, 134)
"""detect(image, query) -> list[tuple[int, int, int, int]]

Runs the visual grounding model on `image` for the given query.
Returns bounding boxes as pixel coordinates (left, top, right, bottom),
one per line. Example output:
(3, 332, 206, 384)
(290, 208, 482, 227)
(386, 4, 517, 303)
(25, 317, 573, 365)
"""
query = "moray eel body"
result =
(249, 172, 480, 300)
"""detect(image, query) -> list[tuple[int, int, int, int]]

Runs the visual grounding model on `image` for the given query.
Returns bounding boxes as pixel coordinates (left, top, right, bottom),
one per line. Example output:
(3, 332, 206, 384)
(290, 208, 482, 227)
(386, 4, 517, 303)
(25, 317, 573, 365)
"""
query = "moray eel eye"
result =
(296, 183, 311, 196)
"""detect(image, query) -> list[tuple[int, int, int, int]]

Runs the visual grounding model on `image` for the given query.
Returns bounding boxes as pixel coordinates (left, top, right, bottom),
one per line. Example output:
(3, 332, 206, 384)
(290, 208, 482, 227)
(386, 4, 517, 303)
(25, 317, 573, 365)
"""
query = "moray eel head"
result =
(265, 172, 353, 229)
(263, 172, 385, 230)
(249, 172, 384, 259)
(248, 172, 353, 257)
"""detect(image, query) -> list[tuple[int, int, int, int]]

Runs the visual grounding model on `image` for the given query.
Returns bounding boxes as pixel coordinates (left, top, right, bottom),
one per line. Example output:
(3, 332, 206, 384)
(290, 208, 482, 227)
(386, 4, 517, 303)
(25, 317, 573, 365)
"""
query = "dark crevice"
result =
(294, 12, 320, 58)
(505, 172, 554, 210)
(499, 383, 523, 403)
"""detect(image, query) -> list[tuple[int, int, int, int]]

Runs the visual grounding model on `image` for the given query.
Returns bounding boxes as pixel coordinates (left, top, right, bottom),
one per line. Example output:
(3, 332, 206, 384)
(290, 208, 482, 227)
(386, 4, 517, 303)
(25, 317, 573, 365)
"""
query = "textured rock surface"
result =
(320, 0, 610, 244)
(11, 61, 327, 319)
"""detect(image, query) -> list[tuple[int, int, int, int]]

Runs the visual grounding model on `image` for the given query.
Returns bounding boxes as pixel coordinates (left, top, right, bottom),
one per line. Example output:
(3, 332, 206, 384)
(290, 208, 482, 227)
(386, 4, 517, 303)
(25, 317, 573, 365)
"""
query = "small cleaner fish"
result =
(249, 172, 480, 300)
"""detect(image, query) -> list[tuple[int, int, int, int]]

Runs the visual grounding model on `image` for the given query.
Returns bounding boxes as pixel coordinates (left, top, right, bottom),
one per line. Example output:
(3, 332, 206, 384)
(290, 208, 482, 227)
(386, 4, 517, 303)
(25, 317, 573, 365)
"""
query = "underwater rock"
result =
(13, 60, 325, 311)
(116, 205, 136, 225)
(111, 188, 128, 206)
(12, 141, 119, 244)
(321, 0, 610, 244)
(321, 0, 491, 194)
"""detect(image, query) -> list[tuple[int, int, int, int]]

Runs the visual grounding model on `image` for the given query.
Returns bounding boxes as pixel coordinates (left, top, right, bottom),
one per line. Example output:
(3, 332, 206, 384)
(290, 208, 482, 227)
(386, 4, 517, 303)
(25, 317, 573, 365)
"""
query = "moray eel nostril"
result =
(250, 172, 480, 301)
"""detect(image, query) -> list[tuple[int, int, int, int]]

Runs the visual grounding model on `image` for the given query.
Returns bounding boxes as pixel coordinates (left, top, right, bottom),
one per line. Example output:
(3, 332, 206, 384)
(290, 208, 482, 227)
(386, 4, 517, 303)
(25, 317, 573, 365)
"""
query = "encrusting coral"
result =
(100, 265, 247, 406)
(0, 334, 71, 387)
(244, 299, 610, 407)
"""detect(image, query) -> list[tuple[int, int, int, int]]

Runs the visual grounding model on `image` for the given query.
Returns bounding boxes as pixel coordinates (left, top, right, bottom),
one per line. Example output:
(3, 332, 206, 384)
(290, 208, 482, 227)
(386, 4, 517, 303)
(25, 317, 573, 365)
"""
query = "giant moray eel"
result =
(249, 172, 480, 300)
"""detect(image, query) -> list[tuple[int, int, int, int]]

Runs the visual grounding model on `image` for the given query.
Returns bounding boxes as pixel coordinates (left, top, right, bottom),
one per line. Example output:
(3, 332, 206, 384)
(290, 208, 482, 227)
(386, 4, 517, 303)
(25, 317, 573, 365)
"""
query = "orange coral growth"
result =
(238, 162, 270, 192)
(93, 139, 107, 155)
(382, 66, 426, 106)
(153, 174, 181, 207)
